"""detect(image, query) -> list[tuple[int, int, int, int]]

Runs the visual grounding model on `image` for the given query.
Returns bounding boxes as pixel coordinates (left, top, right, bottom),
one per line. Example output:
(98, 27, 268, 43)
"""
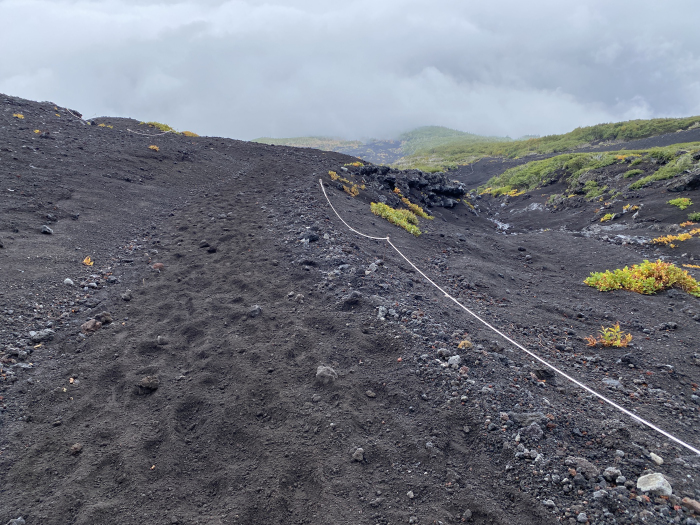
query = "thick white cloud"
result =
(1, 0, 699, 140)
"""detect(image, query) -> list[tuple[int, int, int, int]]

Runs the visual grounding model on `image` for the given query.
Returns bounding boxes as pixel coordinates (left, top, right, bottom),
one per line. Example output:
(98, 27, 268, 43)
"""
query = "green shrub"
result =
(629, 150, 697, 189)
(144, 121, 179, 134)
(623, 169, 643, 178)
(688, 212, 700, 221)
(630, 157, 644, 166)
(583, 180, 607, 199)
(668, 197, 693, 210)
(370, 202, 421, 236)
(584, 259, 700, 297)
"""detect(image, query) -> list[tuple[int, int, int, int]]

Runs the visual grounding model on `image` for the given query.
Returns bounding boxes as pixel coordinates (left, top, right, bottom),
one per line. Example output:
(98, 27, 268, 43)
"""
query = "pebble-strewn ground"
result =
(1, 94, 699, 525)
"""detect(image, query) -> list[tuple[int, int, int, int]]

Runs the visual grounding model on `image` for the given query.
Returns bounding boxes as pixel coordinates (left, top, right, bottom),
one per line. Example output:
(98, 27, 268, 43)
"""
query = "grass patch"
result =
(688, 212, 700, 221)
(668, 197, 693, 210)
(584, 259, 700, 297)
(584, 323, 632, 348)
(478, 143, 700, 195)
(583, 180, 607, 199)
(629, 150, 698, 189)
(144, 121, 178, 133)
(370, 202, 421, 236)
(182, 131, 199, 137)
(401, 197, 433, 219)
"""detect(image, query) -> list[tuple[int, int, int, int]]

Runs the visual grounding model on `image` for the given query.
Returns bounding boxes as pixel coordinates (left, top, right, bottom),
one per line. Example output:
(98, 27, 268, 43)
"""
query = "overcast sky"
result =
(2, 0, 699, 141)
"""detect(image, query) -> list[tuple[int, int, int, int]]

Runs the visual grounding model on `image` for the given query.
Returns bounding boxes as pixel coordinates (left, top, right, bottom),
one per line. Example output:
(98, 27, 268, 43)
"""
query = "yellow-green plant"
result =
(623, 169, 643, 178)
(584, 323, 632, 348)
(13, 113, 24, 119)
(182, 131, 199, 137)
(668, 198, 693, 210)
(623, 204, 639, 213)
(370, 202, 421, 236)
(143, 121, 179, 133)
(584, 259, 700, 297)
(343, 184, 360, 197)
(650, 228, 700, 247)
(600, 213, 614, 222)
(457, 340, 473, 350)
(401, 197, 433, 219)
(148, 145, 160, 152)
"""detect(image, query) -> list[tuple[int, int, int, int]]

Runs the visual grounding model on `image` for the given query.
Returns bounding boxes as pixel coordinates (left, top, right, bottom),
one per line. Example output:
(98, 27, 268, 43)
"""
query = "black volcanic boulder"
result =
(666, 169, 700, 192)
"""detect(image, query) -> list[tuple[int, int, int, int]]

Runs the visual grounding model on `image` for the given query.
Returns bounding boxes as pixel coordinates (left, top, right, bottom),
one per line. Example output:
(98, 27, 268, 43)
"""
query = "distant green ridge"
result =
(401, 116, 700, 171)
(252, 136, 362, 150)
(253, 126, 509, 167)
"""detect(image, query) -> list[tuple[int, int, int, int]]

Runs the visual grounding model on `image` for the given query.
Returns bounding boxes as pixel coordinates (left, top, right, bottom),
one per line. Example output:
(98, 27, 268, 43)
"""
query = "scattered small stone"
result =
(650, 452, 664, 465)
(447, 355, 462, 368)
(576, 512, 587, 523)
(462, 509, 473, 520)
(637, 472, 672, 496)
(40, 225, 53, 234)
(70, 443, 83, 455)
(248, 304, 262, 318)
(6, 518, 25, 525)
(315, 365, 338, 385)
(352, 448, 364, 462)
(682, 497, 700, 514)
(365, 390, 376, 398)
(136, 375, 160, 394)
(565, 456, 600, 480)
(406, 490, 414, 499)
(156, 335, 168, 346)
(603, 466, 621, 482)
(521, 422, 544, 441)
(152, 262, 165, 270)
(542, 499, 556, 508)
(63, 278, 74, 286)
(311, 394, 321, 403)
(29, 328, 55, 342)
(341, 290, 362, 307)
(437, 348, 451, 359)
(81, 319, 102, 333)
(95, 311, 113, 324)
(121, 290, 132, 301)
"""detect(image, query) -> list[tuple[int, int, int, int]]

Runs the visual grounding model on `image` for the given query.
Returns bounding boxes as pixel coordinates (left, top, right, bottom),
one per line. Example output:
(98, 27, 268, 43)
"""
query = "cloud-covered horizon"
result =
(2, 0, 699, 141)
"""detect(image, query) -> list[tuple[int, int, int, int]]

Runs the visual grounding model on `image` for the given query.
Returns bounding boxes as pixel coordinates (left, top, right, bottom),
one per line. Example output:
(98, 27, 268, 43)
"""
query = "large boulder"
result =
(666, 169, 700, 192)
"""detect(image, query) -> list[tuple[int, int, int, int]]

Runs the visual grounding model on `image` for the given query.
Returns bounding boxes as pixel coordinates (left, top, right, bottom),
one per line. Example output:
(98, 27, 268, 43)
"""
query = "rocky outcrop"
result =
(357, 165, 466, 208)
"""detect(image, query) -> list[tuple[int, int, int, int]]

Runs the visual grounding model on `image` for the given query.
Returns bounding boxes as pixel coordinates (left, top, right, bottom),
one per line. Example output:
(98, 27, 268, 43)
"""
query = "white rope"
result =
(126, 128, 175, 137)
(319, 178, 700, 457)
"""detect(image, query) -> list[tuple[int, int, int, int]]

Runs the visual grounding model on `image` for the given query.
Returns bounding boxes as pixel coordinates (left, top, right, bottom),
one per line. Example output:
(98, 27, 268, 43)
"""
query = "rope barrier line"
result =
(319, 179, 700, 457)
(126, 128, 176, 137)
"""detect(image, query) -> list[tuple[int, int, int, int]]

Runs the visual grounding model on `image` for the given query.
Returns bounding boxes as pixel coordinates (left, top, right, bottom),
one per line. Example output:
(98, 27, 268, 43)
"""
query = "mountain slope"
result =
(1, 94, 700, 525)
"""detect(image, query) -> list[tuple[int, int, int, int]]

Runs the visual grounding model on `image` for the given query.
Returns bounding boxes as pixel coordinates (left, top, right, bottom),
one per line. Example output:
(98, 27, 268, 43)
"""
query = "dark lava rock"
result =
(135, 375, 160, 394)
(666, 169, 700, 191)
